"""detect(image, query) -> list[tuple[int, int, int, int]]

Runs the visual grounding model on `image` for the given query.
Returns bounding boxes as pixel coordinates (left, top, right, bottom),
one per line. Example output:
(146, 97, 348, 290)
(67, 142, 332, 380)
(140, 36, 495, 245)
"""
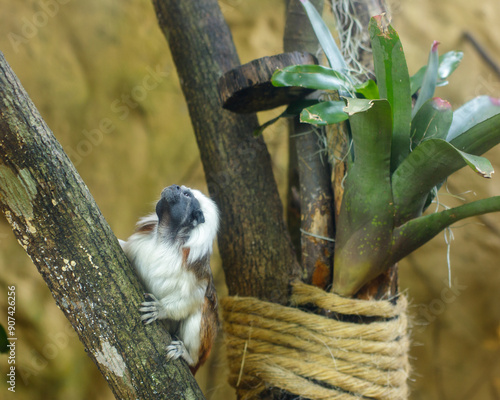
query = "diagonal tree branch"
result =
(0, 51, 204, 399)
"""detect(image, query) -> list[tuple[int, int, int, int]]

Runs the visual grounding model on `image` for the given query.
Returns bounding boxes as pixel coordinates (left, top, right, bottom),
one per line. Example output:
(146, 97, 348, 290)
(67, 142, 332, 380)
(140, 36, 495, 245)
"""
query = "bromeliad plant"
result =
(272, 1, 500, 296)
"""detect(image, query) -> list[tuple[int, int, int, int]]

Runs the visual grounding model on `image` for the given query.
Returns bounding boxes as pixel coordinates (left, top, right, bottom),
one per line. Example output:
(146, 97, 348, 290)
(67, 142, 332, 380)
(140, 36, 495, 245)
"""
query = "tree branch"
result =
(151, 0, 301, 304)
(0, 51, 204, 399)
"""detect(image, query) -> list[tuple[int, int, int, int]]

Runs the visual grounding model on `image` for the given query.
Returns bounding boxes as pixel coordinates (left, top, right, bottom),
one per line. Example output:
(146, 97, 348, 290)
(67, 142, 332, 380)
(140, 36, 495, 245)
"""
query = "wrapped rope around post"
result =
(221, 281, 410, 400)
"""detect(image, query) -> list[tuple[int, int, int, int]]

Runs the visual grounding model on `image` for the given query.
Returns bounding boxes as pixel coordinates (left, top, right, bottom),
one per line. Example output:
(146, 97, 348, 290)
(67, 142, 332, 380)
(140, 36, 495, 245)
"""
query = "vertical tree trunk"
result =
(0, 51, 204, 399)
(151, 0, 301, 305)
(284, 0, 336, 289)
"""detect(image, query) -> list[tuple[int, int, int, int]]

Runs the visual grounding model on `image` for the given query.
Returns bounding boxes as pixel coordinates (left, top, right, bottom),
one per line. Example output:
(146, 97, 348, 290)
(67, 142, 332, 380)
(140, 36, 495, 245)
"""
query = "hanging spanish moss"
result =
(330, 0, 385, 83)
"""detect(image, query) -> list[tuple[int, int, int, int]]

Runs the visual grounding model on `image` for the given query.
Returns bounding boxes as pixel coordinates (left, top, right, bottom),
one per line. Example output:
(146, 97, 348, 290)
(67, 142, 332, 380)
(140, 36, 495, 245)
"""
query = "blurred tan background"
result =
(0, 0, 499, 399)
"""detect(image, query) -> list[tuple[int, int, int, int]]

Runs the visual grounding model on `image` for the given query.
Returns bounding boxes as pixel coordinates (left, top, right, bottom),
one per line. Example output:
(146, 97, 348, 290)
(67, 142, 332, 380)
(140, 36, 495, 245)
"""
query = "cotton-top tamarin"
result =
(120, 184, 219, 374)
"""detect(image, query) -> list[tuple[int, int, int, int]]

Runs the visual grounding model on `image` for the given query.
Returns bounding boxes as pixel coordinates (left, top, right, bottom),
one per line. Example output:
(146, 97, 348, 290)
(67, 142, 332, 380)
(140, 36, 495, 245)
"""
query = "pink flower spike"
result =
(432, 97, 451, 110)
(431, 40, 440, 52)
(489, 97, 500, 107)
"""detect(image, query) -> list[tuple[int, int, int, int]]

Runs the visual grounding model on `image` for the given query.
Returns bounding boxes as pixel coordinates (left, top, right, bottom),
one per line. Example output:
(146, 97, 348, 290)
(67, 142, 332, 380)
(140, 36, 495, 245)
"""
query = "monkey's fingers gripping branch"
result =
(139, 293, 161, 324)
(167, 341, 195, 365)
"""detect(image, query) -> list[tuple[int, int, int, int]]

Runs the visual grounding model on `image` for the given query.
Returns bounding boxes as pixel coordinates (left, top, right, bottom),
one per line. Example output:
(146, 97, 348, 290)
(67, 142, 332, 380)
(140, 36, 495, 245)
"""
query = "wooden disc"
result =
(218, 51, 318, 113)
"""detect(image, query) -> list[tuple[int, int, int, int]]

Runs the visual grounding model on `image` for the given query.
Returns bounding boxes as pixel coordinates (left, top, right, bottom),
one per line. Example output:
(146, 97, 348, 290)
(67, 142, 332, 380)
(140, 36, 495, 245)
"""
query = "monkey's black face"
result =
(156, 185, 205, 241)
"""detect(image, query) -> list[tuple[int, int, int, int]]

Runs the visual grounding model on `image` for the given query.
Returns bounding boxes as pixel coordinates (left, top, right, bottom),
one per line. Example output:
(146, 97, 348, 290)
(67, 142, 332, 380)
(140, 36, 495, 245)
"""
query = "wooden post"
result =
(283, 0, 337, 290)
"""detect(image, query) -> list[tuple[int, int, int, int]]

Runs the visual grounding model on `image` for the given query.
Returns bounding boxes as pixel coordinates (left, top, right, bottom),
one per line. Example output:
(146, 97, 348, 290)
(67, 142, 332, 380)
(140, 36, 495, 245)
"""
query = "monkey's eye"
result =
(183, 192, 191, 197)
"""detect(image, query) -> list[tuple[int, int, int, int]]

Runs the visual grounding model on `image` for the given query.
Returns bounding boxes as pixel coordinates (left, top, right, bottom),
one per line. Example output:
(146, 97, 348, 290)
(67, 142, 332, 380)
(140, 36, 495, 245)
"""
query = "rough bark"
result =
(152, 0, 301, 305)
(284, 0, 324, 255)
(284, 0, 324, 57)
(0, 51, 204, 400)
(283, 0, 335, 289)
(218, 52, 316, 113)
(294, 119, 335, 289)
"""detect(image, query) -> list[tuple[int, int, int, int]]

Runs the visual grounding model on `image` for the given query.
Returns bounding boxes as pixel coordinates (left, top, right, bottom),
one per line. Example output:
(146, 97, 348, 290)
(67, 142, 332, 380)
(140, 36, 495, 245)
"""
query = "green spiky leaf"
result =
(344, 97, 373, 115)
(447, 96, 500, 141)
(412, 41, 440, 118)
(390, 196, 500, 265)
(369, 15, 412, 171)
(271, 65, 352, 91)
(410, 97, 452, 148)
(333, 99, 394, 295)
(355, 79, 380, 99)
(420, 110, 500, 211)
(299, 0, 348, 73)
(410, 51, 463, 95)
(451, 113, 500, 158)
(392, 139, 494, 225)
(300, 100, 348, 125)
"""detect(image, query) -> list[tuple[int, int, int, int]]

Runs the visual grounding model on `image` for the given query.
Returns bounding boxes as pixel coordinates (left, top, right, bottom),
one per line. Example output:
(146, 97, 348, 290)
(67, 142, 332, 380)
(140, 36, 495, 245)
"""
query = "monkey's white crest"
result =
(183, 189, 219, 263)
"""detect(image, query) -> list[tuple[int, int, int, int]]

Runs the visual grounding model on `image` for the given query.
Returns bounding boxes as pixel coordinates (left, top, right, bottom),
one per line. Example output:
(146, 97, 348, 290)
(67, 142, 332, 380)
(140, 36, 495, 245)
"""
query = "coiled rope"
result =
(221, 281, 410, 399)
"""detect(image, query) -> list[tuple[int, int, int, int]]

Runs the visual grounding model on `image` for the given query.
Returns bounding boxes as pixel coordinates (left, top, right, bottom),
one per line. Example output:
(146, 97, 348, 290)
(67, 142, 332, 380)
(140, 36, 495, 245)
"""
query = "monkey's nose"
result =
(166, 184, 180, 193)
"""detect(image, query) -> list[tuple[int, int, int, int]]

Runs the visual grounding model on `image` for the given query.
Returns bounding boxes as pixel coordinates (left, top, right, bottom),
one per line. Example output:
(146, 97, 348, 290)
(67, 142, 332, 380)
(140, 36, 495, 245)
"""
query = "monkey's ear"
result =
(192, 209, 205, 226)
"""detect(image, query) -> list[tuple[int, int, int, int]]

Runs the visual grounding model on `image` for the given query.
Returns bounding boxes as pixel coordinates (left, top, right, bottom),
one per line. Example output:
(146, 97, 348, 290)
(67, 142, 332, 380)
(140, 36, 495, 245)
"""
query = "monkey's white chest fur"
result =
(123, 228, 208, 321)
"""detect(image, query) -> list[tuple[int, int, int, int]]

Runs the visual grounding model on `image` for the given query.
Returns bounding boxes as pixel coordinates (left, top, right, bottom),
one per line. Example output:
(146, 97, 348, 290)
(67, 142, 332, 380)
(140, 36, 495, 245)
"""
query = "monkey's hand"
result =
(167, 340, 195, 366)
(139, 293, 165, 324)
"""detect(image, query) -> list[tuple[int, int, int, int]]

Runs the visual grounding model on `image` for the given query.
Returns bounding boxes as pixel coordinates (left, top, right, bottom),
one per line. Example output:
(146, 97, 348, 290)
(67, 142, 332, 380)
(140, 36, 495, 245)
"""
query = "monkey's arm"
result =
(139, 284, 206, 324)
